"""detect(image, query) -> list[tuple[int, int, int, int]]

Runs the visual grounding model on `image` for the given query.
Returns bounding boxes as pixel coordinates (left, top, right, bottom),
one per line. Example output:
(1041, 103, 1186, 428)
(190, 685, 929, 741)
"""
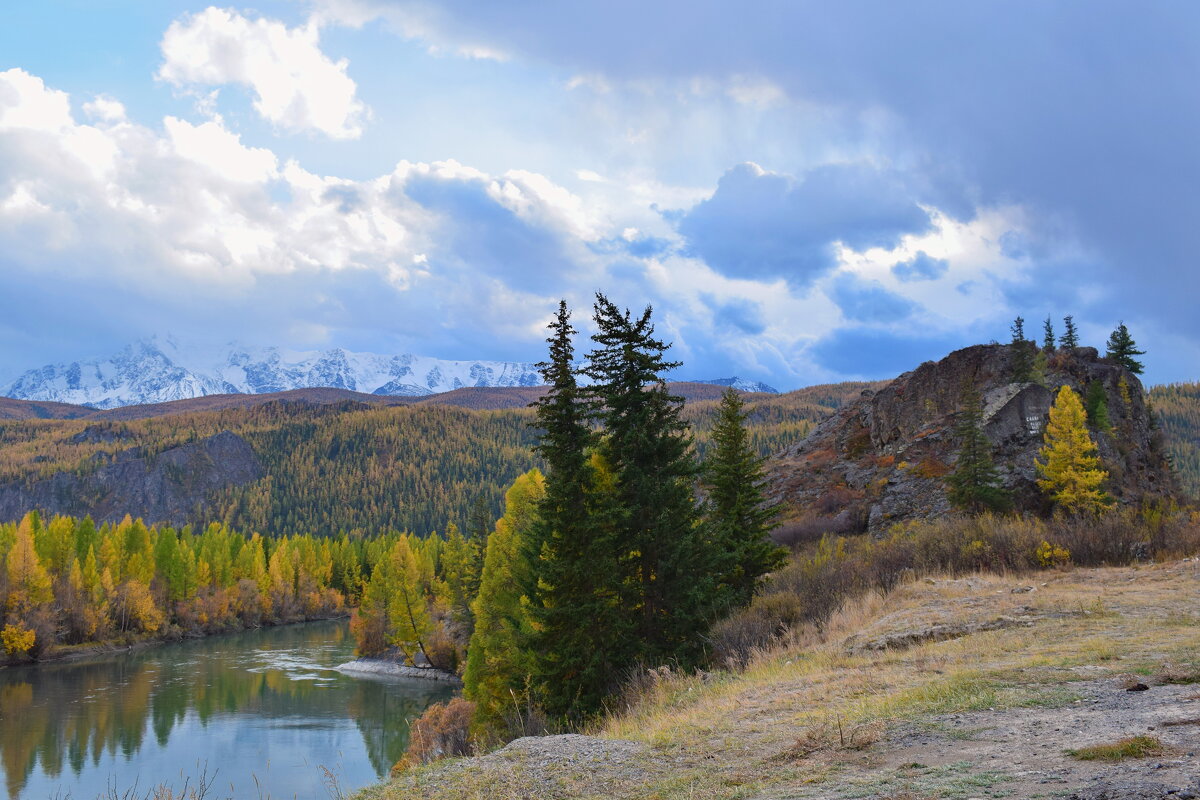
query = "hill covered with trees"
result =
(0, 384, 869, 538)
(1149, 382, 1200, 501)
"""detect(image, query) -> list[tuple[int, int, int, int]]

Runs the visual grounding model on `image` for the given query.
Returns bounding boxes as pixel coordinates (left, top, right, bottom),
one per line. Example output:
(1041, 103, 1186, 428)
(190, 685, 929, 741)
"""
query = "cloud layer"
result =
(1, 2, 1197, 389)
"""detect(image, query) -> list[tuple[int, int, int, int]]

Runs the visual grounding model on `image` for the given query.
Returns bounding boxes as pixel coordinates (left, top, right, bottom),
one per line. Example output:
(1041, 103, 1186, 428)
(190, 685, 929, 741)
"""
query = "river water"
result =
(0, 620, 457, 799)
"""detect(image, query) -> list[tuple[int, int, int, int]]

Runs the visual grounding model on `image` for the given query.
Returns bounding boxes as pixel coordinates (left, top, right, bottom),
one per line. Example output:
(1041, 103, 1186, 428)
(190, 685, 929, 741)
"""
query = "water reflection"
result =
(0, 621, 455, 799)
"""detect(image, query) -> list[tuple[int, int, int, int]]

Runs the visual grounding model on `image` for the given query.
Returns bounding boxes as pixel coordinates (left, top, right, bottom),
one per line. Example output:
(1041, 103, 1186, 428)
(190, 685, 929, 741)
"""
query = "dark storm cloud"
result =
(676, 162, 933, 286)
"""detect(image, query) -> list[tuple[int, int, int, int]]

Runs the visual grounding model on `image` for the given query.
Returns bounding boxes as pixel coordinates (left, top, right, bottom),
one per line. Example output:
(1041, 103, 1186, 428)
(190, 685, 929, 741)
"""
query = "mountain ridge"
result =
(3, 338, 779, 409)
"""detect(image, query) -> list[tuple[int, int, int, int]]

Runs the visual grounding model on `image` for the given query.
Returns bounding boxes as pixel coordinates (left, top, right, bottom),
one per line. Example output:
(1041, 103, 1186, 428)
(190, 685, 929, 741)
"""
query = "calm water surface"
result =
(0, 620, 456, 799)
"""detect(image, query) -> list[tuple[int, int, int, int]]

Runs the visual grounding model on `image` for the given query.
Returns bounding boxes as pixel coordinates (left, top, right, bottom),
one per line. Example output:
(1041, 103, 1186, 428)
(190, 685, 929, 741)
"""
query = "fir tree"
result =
(1085, 381, 1112, 433)
(1043, 316, 1055, 351)
(945, 385, 1011, 513)
(1009, 316, 1033, 382)
(525, 300, 629, 722)
(1105, 322, 1146, 374)
(703, 388, 785, 609)
(585, 293, 712, 670)
(1036, 386, 1112, 515)
(1060, 315, 1080, 349)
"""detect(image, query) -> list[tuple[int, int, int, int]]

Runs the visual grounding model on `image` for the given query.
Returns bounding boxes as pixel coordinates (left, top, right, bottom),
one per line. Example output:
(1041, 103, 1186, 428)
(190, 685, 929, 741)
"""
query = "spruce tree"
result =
(703, 388, 786, 610)
(585, 293, 712, 669)
(1042, 316, 1055, 351)
(1009, 316, 1033, 382)
(1060, 315, 1080, 349)
(1036, 386, 1112, 515)
(525, 301, 630, 722)
(1105, 322, 1146, 374)
(945, 385, 1010, 512)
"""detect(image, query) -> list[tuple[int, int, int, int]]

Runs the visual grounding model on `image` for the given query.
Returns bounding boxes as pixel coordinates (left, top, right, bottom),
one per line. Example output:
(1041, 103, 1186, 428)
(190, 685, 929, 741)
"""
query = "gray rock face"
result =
(767, 344, 1176, 532)
(0, 430, 263, 525)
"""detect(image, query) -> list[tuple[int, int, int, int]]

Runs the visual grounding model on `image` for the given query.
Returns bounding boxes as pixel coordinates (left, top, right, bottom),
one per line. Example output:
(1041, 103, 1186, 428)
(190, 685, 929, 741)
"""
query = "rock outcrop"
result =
(0, 430, 263, 525)
(767, 344, 1176, 532)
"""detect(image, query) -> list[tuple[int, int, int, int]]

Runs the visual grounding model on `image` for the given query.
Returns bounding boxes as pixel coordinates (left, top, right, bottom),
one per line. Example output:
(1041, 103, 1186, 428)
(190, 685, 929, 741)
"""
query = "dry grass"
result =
(1067, 735, 1169, 761)
(360, 558, 1200, 800)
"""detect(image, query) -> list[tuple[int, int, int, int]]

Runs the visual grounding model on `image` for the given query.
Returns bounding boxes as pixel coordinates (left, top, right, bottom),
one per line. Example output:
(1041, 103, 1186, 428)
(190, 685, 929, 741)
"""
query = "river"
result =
(0, 620, 457, 799)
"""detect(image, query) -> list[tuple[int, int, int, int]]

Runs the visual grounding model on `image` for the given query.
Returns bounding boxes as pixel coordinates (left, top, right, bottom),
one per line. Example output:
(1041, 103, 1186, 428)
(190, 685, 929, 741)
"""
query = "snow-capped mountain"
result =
(3, 338, 545, 409)
(692, 377, 779, 394)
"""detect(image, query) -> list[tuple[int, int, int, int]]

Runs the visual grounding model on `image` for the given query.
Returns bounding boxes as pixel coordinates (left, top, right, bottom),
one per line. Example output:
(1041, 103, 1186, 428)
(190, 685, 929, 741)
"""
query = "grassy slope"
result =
(364, 558, 1200, 799)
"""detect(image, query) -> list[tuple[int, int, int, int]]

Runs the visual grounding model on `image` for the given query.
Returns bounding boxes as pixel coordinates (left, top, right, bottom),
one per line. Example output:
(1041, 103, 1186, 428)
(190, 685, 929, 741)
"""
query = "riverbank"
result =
(337, 657, 463, 686)
(357, 558, 1200, 800)
(1, 612, 351, 669)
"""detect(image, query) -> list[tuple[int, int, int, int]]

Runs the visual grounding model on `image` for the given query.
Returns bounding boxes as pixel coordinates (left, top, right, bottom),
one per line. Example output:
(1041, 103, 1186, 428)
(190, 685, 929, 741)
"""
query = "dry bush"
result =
(911, 456, 950, 479)
(710, 504, 1200, 673)
(394, 697, 476, 773)
(423, 622, 464, 675)
(771, 513, 857, 549)
(1154, 662, 1200, 685)
(785, 716, 884, 759)
(709, 593, 806, 668)
(815, 485, 865, 515)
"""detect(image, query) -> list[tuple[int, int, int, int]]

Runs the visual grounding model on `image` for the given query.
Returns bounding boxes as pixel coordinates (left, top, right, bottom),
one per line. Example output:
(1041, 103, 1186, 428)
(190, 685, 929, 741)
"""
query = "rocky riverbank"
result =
(336, 657, 463, 686)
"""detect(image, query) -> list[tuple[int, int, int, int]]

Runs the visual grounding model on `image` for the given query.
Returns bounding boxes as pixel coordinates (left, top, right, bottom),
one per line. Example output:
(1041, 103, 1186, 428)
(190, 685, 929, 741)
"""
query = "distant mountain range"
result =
(2, 338, 777, 409)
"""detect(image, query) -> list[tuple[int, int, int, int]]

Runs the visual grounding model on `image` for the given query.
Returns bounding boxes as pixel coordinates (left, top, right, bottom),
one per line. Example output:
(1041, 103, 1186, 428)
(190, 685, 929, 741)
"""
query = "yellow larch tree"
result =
(1036, 385, 1112, 515)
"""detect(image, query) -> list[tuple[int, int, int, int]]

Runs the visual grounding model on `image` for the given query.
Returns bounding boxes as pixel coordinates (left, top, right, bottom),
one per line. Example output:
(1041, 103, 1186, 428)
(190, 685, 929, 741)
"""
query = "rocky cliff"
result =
(0, 430, 263, 525)
(766, 344, 1176, 532)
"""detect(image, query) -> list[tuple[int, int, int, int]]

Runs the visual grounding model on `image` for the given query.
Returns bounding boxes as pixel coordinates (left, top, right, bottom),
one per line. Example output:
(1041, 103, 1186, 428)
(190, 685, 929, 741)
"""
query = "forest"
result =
(1148, 382, 1200, 500)
(0, 383, 872, 539)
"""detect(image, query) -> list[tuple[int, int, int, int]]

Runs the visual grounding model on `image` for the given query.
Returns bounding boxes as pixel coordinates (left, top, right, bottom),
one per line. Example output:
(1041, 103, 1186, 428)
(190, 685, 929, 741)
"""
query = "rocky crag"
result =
(0, 429, 262, 525)
(766, 344, 1176, 533)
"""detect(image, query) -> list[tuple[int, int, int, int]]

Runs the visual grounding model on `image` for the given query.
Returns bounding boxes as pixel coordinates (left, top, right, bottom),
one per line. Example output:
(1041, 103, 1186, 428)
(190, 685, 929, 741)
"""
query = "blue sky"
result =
(1, 1, 1197, 389)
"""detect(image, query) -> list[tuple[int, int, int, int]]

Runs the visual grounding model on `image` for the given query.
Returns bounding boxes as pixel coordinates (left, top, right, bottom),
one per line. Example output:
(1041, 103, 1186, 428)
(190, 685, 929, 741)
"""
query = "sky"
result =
(1, 1, 1197, 389)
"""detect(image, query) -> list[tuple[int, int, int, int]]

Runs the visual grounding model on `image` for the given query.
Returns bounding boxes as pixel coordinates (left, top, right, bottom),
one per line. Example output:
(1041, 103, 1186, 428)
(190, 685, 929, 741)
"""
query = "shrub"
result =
(1036, 540, 1071, 567)
(708, 505, 1199, 673)
(1, 624, 36, 660)
(394, 697, 476, 772)
(709, 592, 807, 668)
(771, 513, 858, 549)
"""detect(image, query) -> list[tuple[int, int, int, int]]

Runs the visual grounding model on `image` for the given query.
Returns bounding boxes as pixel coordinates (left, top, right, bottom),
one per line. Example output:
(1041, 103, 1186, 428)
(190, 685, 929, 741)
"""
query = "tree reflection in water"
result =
(0, 621, 454, 799)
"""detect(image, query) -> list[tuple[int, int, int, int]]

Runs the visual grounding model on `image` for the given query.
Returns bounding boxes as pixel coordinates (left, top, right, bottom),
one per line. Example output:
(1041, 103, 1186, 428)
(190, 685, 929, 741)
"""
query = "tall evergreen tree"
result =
(525, 301, 629, 722)
(1105, 322, 1146, 374)
(1059, 315, 1080, 349)
(585, 293, 712, 669)
(703, 388, 785, 609)
(1009, 316, 1033, 382)
(1036, 386, 1112, 515)
(945, 385, 1011, 512)
(1042, 316, 1055, 351)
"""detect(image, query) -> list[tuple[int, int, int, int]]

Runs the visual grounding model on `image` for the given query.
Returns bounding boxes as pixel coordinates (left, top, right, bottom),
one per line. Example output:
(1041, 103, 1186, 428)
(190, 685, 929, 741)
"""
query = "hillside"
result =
(1149, 382, 1200, 501)
(767, 344, 1177, 532)
(0, 383, 864, 535)
(360, 558, 1200, 800)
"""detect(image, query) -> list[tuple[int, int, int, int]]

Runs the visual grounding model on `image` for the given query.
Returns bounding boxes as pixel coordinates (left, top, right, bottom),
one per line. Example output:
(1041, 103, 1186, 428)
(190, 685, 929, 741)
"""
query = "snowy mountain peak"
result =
(691, 377, 779, 394)
(2, 340, 546, 409)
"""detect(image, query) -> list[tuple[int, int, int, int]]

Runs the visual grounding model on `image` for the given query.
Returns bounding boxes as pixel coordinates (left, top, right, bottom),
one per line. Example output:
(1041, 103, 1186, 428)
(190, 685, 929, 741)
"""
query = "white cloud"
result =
(164, 116, 278, 183)
(158, 8, 368, 139)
